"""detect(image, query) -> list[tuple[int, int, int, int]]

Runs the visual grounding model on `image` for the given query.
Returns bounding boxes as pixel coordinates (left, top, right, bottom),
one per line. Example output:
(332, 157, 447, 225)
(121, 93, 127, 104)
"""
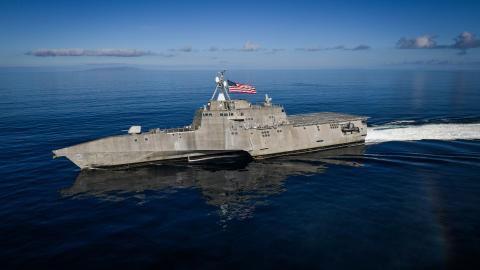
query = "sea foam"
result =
(366, 123, 480, 143)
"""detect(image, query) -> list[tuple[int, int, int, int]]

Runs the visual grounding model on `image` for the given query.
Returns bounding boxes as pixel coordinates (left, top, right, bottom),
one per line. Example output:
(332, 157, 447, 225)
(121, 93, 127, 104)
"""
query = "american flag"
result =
(227, 80, 257, 94)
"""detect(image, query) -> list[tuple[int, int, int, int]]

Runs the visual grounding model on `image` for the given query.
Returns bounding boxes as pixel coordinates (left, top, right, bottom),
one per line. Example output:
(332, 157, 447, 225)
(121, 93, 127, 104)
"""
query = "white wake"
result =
(366, 123, 480, 143)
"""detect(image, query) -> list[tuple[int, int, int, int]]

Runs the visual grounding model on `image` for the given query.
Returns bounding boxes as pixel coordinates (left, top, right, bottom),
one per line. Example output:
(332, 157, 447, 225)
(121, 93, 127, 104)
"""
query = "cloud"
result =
(396, 32, 480, 54)
(396, 35, 437, 49)
(158, 53, 176, 58)
(296, 47, 322, 52)
(452, 32, 480, 54)
(26, 48, 154, 57)
(296, 45, 371, 51)
(399, 59, 451, 65)
(390, 59, 480, 66)
(453, 32, 480, 49)
(211, 41, 263, 52)
(264, 48, 286, 54)
(169, 46, 193, 52)
(351, 44, 371, 51)
(242, 41, 261, 51)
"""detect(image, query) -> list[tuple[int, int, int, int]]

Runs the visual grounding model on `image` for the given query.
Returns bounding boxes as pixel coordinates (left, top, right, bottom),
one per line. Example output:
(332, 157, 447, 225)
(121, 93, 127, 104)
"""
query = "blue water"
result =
(1, 69, 480, 269)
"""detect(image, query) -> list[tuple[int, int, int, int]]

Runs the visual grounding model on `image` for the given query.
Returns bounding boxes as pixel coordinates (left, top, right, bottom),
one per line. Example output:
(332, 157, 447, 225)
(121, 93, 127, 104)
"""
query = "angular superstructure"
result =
(53, 71, 367, 169)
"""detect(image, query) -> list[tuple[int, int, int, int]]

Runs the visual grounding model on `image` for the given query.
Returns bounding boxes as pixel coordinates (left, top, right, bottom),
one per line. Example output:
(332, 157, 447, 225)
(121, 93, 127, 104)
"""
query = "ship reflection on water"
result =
(62, 146, 365, 221)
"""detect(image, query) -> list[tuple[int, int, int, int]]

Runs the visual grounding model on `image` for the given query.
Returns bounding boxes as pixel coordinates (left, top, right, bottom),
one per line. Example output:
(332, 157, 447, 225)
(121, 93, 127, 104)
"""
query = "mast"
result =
(210, 70, 231, 101)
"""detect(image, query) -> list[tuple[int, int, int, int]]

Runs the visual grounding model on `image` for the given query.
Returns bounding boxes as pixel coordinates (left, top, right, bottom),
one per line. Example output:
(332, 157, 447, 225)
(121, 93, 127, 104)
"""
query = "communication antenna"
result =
(211, 70, 231, 101)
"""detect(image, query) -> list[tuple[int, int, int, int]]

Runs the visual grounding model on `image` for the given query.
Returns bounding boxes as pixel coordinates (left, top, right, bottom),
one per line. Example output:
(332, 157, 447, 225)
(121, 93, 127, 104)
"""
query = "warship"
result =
(53, 71, 368, 169)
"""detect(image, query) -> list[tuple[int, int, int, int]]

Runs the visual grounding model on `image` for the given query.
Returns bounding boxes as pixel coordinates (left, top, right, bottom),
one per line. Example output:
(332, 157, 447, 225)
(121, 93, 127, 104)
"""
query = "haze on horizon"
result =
(1, 0, 480, 69)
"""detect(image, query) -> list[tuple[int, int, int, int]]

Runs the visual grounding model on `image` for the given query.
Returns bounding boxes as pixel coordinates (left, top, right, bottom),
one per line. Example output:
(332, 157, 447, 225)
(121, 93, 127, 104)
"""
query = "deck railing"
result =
(149, 127, 194, 134)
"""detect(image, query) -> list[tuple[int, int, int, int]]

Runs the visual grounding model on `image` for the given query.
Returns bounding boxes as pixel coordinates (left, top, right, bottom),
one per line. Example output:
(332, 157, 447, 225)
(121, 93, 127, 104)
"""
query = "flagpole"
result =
(223, 83, 231, 101)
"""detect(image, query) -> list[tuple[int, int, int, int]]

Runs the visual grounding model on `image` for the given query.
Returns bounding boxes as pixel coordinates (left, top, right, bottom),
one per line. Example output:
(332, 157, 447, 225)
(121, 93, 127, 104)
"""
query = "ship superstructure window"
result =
(329, 123, 339, 129)
(261, 130, 271, 137)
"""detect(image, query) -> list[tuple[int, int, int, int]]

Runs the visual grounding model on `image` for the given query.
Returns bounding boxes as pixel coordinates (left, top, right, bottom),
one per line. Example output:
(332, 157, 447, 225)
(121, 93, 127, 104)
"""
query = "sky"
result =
(1, 0, 480, 69)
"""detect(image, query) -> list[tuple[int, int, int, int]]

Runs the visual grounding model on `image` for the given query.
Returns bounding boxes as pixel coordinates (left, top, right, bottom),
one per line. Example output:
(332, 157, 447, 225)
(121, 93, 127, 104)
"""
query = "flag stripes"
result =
(227, 80, 257, 94)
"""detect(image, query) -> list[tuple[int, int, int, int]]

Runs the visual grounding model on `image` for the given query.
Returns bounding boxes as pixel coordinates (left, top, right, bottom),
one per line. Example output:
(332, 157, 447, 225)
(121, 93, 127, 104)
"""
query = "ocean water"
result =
(1, 69, 480, 269)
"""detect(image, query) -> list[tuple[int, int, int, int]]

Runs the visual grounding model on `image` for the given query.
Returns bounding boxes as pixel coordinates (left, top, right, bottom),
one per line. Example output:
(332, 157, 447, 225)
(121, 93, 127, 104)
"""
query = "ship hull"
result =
(54, 142, 364, 170)
(53, 111, 367, 170)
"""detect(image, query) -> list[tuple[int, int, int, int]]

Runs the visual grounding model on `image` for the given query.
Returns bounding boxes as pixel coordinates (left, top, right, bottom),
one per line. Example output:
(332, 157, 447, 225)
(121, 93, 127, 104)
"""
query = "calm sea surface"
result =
(1, 69, 479, 269)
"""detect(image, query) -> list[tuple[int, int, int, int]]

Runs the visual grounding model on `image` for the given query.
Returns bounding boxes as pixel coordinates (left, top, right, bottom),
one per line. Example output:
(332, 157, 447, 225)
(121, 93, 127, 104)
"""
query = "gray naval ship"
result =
(53, 71, 367, 169)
